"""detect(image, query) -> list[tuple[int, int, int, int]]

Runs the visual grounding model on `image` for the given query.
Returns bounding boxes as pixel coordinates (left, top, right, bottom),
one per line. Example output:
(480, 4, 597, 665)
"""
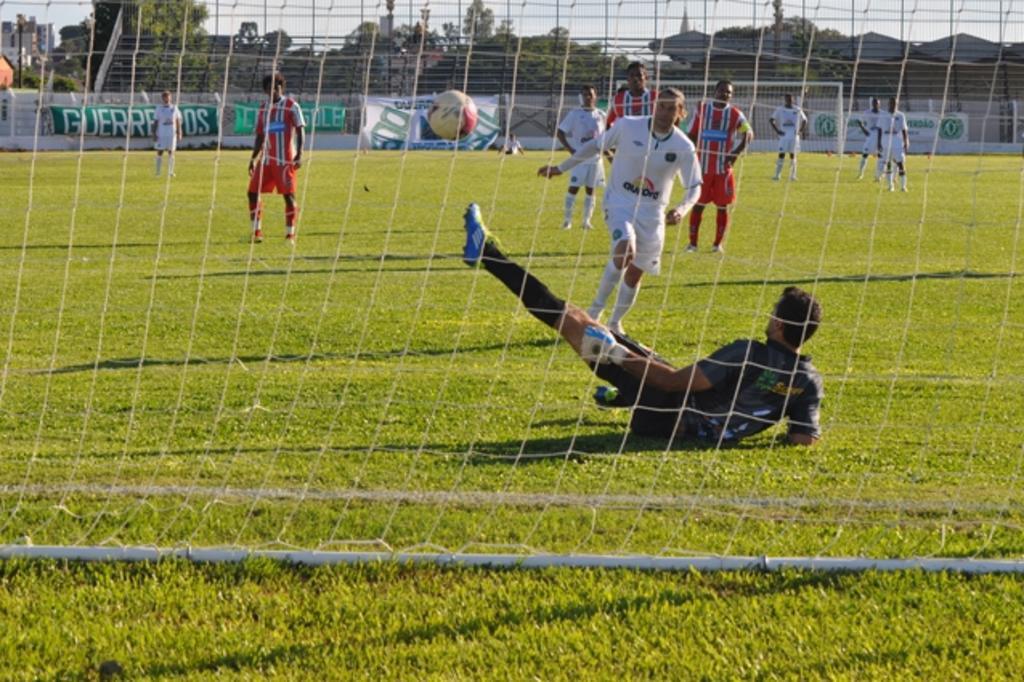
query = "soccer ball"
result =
(427, 90, 478, 140)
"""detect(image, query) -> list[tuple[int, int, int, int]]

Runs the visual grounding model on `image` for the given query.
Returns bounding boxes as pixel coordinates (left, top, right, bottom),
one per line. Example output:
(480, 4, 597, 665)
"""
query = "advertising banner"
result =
(811, 111, 969, 152)
(50, 104, 218, 136)
(362, 94, 501, 150)
(233, 101, 347, 134)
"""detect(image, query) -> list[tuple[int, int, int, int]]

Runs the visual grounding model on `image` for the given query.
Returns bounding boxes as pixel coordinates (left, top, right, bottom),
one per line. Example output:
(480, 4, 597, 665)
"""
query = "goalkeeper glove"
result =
(581, 326, 628, 365)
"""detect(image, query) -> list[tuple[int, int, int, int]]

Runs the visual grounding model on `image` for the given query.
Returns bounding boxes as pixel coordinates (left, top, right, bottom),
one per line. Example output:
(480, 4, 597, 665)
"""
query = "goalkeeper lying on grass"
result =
(461, 203, 824, 446)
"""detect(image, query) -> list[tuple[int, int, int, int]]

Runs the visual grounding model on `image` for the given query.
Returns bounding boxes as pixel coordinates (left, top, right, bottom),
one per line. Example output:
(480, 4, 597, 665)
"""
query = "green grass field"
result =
(3, 149, 1024, 676)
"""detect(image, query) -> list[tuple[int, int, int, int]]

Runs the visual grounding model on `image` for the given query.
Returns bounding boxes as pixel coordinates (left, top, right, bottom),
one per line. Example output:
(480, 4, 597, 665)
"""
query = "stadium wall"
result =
(1, 90, 1021, 154)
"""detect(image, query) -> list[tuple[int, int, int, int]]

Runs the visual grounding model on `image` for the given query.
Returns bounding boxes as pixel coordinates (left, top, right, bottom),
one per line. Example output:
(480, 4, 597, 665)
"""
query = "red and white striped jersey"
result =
(606, 88, 658, 128)
(686, 101, 751, 175)
(256, 96, 305, 166)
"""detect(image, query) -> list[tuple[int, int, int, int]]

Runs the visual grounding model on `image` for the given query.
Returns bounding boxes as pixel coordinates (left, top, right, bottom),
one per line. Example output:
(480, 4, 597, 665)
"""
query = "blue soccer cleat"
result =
(462, 203, 489, 265)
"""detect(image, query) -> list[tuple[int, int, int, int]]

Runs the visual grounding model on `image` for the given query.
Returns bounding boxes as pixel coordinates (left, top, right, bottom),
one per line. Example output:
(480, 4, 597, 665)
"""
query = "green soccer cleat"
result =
(593, 385, 622, 408)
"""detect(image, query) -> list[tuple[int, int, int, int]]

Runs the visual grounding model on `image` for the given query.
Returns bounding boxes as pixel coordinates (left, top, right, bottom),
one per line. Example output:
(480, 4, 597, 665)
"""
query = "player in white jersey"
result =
(538, 88, 703, 336)
(855, 97, 882, 180)
(556, 85, 607, 230)
(877, 97, 909, 192)
(153, 90, 183, 177)
(769, 94, 808, 181)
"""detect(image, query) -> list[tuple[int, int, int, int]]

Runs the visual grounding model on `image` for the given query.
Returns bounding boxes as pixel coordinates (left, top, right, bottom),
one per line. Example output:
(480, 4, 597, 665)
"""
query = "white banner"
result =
(811, 111, 969, 152)
(362, 95, 501, 150)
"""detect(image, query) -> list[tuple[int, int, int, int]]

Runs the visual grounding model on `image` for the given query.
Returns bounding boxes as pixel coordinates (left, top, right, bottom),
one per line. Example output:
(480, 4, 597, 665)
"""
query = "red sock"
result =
(714, 210, 729, 246)
(688, 210, 702, 247)
(285, 203, 299, 231)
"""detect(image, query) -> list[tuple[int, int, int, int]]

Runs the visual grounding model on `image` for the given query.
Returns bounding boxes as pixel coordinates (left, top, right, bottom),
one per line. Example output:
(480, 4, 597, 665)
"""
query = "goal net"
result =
(1, 0, 1023, 571)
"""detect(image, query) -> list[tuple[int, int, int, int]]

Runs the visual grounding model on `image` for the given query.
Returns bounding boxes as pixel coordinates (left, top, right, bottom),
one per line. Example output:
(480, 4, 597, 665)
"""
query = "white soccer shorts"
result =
(778, 134, 800, 154)
(882, 135, 906, 163)
(604, 204, 664, 275)
(568, 160, 605, 189)
(155, 130, 177, 152)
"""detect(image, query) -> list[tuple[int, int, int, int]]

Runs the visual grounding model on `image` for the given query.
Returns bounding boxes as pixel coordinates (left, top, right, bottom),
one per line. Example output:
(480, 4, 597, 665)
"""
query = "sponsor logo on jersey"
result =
(665, 152, 676, 162)
(623, 176, 659, 200)
(701, 129, 729, 142)
(268, 121, 287, 133)
(754, 370, 805, 397)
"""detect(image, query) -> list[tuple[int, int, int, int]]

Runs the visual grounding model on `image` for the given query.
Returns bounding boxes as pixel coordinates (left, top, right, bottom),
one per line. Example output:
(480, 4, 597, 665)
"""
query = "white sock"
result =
(588, 260, 622, 319)
(563, 193, 576, 222)
(608, 281, 640, 329)
(876, 159, 886, 179)
(858, 155, 868, 174)
(168, 155, 175, 175)
(774, 158, 783, 177)
(155, 155, 162, 175)
(582, 195, 595, 225)
(790, 158, 797, 177)
(900, 172, 907, 189)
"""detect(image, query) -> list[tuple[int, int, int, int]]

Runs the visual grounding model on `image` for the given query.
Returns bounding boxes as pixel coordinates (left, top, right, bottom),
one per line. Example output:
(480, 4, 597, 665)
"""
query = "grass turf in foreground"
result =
(2, 150, 1024, 676)
(2, 558, 1024, 678)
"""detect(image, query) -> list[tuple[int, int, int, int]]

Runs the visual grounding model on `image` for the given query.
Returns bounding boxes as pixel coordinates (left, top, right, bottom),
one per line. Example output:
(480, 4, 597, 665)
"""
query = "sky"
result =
(3, 0, 1021, 47)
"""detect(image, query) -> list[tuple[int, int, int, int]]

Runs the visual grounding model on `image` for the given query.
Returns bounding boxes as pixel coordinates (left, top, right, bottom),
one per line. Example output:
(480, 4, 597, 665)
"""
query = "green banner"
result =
(232, 101, 347, 135)
(50, 104, 218, 137)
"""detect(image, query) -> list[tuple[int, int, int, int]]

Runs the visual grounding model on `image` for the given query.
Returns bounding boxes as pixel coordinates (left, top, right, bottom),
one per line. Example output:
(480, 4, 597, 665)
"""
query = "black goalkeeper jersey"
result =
(608, 338, 823, 444)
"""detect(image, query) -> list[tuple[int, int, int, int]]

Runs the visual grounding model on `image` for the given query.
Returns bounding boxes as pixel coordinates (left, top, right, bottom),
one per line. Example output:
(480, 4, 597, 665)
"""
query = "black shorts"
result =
(591, 332, 698, 440)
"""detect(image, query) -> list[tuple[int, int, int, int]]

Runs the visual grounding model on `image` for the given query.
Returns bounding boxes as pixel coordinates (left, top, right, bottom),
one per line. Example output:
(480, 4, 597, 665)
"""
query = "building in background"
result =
(1, 16, 55, 69)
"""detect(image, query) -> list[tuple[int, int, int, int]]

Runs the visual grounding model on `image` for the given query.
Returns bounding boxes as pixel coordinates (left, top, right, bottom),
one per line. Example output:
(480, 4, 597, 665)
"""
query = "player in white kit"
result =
(153, 90, 183, 177)
(556, 85, 607, 230)
(538, 88, 703, 335)
(855, 97, 881, 180)
(769, 94, 807, 181)
(877, 97, 909, 192)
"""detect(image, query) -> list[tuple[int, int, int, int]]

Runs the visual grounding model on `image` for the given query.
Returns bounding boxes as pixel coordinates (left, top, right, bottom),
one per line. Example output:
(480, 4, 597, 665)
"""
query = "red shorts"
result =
(248, 163, 296, 195)
(697, 171, 736, 207)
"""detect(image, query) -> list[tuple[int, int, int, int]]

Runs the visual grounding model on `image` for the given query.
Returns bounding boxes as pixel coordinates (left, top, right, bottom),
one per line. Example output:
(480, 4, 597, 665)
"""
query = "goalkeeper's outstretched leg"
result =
(463, 203, 621, 358)
(461, 203, 668, 408)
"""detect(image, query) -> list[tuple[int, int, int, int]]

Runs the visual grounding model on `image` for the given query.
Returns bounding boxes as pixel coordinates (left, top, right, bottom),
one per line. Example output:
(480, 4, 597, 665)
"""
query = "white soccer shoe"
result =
(606, 321, 625, 337)
(581, 325, 627, 364)
(685, 244, 698, 253)
(582, 222, 593, 230)
(561, 220, 572, 230)
(711, 244, 724, 254)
